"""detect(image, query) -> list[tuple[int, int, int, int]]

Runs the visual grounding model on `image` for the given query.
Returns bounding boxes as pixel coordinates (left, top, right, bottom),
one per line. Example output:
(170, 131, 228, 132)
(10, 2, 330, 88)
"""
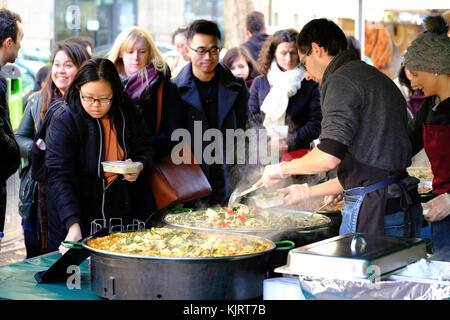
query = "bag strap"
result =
(155, 81, 164, 135)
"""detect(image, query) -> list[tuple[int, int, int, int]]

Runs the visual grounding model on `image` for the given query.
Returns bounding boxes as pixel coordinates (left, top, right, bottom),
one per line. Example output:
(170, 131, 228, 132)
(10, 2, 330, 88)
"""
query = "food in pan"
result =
(323, 201, 344, 212)
(86, 227, 271, 257)
(165, 204, 328, 231)
(252, 192, 286, 208)
(101, 161, 143, 174)
(418, 184, 433, 194)
(407, 167, 434, 181)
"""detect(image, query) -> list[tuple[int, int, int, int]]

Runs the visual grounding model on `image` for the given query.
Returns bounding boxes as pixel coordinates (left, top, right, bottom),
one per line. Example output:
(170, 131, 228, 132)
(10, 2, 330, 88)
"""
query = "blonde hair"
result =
(108, 26, 166, 76)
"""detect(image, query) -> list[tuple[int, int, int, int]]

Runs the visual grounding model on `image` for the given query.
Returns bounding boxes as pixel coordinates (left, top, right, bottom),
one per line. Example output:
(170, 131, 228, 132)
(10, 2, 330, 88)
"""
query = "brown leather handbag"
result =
(148, 81, 212, 209)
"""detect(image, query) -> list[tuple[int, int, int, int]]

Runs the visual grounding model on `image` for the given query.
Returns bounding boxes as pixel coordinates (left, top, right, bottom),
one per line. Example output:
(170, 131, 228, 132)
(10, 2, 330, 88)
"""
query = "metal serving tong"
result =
(227, 185, 262, 209)
(315, 202, 329, 213)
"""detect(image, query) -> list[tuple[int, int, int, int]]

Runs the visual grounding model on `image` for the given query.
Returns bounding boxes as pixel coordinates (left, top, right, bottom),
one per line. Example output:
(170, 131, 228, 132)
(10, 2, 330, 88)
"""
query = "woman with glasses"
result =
(16, 40, 90, 258)
(108, 26, 186, 217)
(248, 29, 322, 163)
(44, 58, 153, 254)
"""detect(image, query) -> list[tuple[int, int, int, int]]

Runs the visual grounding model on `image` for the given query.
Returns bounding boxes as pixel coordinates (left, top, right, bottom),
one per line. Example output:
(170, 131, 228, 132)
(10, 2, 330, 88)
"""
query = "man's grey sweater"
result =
(318, 50, 412, 173)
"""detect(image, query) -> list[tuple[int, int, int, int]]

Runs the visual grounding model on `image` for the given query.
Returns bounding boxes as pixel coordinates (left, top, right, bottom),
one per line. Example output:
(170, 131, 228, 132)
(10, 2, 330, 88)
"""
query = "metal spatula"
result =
(315, 202, 329, 213)
(311, 202, 330, 217)
(228, 185, 262, 208)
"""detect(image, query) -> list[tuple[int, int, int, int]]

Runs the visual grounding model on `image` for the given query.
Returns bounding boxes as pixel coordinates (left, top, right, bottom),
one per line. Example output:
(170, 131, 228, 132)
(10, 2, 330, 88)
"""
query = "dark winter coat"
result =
(242, 33, 269, 61)
(123, 69, 187, 159)
(0, 71, 20, 234)
(0, 72, 20, 184)
(123, 68, 187, 217)
(15, 92, 42, 221)
(248, 75, 322, 150)
(44, 99, 153, 251)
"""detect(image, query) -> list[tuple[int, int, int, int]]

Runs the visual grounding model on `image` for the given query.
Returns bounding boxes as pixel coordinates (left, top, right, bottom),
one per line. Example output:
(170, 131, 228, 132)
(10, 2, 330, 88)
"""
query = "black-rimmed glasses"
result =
(300, 47, 311, 68)
(80, 93, 113, 105)
(189, 46, 220, 56)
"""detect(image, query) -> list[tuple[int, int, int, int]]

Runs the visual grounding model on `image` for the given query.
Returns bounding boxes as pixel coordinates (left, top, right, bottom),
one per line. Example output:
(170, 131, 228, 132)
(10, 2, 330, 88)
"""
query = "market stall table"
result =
(0, 252, 101, 300)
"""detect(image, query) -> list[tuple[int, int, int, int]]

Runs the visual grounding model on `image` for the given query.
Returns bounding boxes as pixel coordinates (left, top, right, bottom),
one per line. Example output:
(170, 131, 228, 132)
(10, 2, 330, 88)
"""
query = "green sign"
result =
(8, 78, 23, 131)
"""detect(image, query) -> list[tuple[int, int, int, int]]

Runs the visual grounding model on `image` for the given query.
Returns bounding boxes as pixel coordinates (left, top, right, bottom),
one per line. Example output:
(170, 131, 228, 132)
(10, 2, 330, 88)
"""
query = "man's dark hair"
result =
(346, 35, 361, 59)
(34, 65, 50, 91)
(65, 36, 94, 52)
(297, 18, 347, 56)
(0, 8, 22, 44)
(187, 19, 221, 43)
(246, 11, 265, 35)
(172, 25, 188, 44)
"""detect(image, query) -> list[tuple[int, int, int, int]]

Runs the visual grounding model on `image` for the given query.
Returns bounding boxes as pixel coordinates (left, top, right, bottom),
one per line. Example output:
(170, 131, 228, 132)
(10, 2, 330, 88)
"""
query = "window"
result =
(54, 0, 137, 48)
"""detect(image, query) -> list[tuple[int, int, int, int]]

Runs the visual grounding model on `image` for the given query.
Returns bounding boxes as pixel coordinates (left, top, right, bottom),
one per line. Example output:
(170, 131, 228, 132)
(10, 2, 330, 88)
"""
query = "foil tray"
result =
(275, 233, 427, 280)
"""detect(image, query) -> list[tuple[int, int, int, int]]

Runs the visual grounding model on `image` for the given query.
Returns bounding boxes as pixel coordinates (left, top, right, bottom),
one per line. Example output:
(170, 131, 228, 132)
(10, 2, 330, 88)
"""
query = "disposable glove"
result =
(279, 183, 310, 206)
(423, 193, 450, 222)
(324, 193, 343, 206)
(254, 162, 287, 188)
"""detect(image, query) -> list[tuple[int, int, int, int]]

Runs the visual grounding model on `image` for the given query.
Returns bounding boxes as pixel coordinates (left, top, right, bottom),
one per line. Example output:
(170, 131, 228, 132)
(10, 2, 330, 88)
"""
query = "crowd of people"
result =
(0, 8, 449, 261)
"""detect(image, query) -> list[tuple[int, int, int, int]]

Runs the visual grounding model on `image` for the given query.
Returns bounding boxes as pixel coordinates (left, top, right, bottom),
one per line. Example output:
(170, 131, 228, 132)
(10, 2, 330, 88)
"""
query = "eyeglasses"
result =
(80, 93, 113, 105)
(189, 46, 220, 56)
(300, 47, 311, 68)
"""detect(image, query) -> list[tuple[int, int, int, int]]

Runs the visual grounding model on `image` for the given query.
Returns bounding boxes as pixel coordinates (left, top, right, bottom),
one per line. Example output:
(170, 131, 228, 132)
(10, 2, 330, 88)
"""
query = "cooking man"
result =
(255, 18, 422, 236)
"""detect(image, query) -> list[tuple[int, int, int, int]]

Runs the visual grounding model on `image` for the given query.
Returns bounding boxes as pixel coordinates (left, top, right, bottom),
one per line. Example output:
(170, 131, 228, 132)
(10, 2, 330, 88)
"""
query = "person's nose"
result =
(56, 65, 66, 73)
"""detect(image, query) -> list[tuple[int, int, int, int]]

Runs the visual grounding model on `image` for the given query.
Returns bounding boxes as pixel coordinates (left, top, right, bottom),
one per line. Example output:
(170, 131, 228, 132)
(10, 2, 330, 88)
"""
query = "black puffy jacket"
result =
(44, 100, 153, 251)
(0, 74, 20, 183)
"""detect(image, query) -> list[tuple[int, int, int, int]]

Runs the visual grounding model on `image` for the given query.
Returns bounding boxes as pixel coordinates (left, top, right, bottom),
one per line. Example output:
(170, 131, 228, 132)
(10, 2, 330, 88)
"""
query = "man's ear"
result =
(2, 37, 12, 49)
(245, 29, 252, 38)
(311, 42, 323, 57)
(184, 43, 190, 56)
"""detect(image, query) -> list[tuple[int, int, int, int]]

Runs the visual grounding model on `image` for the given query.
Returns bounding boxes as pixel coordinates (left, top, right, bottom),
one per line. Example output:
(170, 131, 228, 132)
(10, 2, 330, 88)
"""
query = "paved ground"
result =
(0, 172, 26, 266)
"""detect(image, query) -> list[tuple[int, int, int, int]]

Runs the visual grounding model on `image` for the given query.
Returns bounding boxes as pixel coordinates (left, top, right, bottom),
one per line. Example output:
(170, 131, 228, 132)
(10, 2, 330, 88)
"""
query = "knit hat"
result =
(404, 15, 450, 75)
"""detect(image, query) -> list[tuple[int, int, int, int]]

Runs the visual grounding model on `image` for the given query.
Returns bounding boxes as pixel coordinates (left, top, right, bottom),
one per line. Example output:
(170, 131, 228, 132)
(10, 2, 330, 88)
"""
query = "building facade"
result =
(4, 0, 227, 56)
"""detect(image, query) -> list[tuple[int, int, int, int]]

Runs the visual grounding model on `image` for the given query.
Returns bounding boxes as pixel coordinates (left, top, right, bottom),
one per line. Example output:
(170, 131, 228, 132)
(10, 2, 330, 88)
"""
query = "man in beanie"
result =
(405, 15, 450, 258)
(256, 18, 422, 237)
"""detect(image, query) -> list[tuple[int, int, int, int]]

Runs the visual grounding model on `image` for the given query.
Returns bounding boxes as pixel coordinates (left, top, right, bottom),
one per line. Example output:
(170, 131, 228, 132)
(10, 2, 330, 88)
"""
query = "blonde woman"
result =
(108, 26, 186, 216)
